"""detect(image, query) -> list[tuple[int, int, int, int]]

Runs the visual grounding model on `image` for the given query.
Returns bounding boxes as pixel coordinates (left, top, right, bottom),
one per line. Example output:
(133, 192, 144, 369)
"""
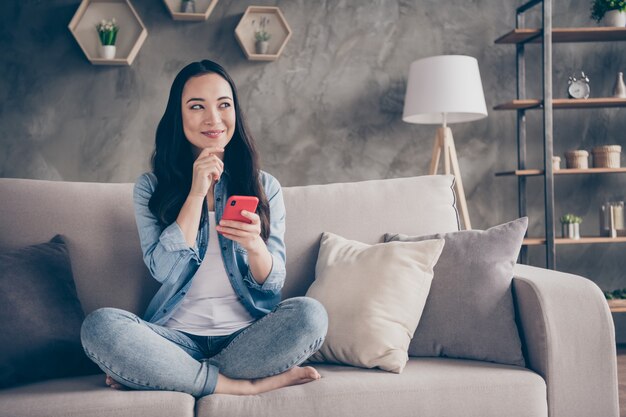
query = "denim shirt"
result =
(133, 170, 287, 326)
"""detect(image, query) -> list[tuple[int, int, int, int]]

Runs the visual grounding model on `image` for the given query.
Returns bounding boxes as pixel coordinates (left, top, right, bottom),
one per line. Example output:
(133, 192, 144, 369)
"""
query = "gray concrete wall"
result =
(1, 0, 625, 292)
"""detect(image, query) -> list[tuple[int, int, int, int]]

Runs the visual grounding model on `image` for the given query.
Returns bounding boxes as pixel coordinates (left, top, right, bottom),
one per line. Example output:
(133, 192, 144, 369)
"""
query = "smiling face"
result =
(181, 72, 236, 159)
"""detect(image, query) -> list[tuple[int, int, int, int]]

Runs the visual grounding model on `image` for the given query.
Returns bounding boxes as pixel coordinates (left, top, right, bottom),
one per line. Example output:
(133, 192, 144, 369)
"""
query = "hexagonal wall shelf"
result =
(234, 6, 292, 61)
(163, 0, 219, 21)
(68, 0, 147, 66)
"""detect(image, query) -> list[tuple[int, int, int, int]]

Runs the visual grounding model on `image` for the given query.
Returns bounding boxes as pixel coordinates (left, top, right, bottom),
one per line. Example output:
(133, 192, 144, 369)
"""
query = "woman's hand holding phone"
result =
(217, 210, 265, 253)
(189, 147, 225, 198)
(216, 196, 264, 253)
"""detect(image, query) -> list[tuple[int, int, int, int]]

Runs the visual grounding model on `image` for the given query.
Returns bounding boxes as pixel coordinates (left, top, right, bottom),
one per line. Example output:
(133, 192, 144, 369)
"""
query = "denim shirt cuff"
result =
(243, 253, 284, 293)
(160, 221, 200, 259)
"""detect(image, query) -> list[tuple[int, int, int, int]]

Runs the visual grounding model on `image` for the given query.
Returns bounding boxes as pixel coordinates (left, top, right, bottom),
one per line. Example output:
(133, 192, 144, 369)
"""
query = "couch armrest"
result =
(512, 264, 618, 417)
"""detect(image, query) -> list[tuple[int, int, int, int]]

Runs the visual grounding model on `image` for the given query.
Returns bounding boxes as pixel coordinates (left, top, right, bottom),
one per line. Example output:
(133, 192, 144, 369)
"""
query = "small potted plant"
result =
(95, 18, 119, 60)
(180, 0, 196, 14)
(560, 213, 583, 239)
(252, 16, 271, 54)
(590, 0, 626, 27)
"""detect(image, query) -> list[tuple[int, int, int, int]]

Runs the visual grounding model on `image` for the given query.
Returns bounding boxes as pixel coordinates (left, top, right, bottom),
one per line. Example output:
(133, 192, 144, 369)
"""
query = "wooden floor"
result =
(618, 347, 626, 417)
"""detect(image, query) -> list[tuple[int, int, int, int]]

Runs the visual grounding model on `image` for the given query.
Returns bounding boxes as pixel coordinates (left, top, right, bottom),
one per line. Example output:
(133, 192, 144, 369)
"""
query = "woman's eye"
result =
(190, 104, 203, 110)
(219, 102, 231, 109)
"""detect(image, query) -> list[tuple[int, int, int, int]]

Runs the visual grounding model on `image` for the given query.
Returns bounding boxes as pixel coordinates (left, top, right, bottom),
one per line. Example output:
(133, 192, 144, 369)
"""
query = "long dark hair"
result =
(148, 60, 271, 241)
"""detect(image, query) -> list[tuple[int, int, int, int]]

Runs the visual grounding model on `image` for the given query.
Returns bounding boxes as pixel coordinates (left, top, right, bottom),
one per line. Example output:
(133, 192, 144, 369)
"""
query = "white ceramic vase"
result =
(99, 44, 116, 60)
(613, 72, 626, 98)
(255, 40, 269, 54)
(603, 10, 626, 27)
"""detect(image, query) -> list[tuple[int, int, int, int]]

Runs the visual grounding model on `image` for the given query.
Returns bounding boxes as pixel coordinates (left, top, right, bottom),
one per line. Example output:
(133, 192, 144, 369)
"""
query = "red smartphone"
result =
(222, 195, 259, 224)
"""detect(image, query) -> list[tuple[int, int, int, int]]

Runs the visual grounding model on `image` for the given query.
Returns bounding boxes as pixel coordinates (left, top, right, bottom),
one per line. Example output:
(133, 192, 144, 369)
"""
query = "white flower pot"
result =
(180, 0, 196, 13)
(603, 10, 626, 27)
(99, 45, 116, 60)
(255, 41, 269, 54)
(562, 223, 580, 239)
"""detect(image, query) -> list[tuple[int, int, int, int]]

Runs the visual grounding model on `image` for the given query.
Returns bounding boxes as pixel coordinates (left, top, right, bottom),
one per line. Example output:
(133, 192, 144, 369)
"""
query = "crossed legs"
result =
(81, 297, 328, 396)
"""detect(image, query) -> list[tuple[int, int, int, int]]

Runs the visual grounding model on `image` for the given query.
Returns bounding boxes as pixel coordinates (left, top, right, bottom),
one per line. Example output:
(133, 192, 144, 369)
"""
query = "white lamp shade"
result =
(403, 55, 488, 125)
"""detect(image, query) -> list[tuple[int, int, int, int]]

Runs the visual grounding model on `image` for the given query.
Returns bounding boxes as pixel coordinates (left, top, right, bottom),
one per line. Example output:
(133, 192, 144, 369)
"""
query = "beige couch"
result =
(0, 174, 619, 417)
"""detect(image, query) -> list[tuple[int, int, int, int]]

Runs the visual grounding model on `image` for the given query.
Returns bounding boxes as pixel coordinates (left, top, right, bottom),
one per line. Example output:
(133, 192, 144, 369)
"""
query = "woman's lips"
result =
(202, 130, 224, 139)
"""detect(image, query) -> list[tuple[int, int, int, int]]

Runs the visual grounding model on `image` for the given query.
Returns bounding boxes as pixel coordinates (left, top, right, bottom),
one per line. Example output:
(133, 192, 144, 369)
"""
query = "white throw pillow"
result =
(305, 232, 445, 373)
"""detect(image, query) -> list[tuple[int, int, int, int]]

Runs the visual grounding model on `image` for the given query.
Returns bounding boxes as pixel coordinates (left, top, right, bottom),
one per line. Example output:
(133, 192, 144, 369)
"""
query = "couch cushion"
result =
(196, 358, 547, 417)
(384, 218, 528, 367)
(282, 175, 459, 298)
(0, 235, 99, 389)
(0, 374, 195, 417)
(306, 233, 444, 373)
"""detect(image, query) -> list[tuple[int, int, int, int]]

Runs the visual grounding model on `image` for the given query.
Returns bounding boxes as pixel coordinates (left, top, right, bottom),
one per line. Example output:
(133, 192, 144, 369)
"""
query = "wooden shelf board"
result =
(606, 298, 626, 313)
(243, 52, 282, 61)
(88, 58, 133, 66)
(495, 27, 626, 44)
(554, 168, 626, 174)
(494, 99, 542, 110)
(494, 98, 626, 110)
(523, 237, 626, 246)
(523, 238, 547, 246)
(608, 300, 626, 313)
(496, 169, 543, 176)
(496, 168, 626, 176)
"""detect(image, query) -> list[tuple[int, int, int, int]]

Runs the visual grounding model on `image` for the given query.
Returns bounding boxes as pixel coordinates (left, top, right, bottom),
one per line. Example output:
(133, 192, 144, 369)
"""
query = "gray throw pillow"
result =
(384, 217, 528, 367)
(0, 235, 98, 388)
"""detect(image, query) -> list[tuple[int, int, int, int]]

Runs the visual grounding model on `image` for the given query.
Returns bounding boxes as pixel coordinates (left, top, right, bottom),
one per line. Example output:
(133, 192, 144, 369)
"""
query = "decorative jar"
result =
(564, 150, 589, 169)
(592, 145, 621, 168)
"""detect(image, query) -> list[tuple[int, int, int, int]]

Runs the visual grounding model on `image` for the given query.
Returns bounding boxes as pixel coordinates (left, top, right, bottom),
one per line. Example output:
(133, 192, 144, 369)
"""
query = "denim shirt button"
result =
(222, 246, 227, 251)
(229, 273, 234, 277)
(181, 292, 186, 296)
(216, 197, 221, 202)
(162, 309, 167, 313)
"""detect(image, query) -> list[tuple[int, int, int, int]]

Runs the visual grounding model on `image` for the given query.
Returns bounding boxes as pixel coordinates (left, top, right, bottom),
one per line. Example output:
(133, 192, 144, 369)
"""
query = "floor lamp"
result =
(402, 55, 488, 230)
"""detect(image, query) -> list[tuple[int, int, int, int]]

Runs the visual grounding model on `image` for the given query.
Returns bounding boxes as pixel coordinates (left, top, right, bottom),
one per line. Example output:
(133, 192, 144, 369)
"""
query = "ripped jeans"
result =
(80, 297, 328, 397)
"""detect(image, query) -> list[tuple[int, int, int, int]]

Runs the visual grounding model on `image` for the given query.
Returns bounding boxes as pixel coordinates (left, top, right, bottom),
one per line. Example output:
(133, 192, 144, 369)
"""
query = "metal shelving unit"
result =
(494, 0, 626, 268)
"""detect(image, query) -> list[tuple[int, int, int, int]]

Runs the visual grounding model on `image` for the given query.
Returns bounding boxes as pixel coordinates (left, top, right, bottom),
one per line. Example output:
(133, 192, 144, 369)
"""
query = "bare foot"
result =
(214, 366, 321, 395)
(105, 374, 128, 391)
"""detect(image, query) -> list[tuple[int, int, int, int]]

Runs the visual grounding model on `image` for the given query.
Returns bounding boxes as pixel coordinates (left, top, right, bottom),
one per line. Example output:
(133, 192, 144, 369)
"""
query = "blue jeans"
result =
(80, 297, 328, 397)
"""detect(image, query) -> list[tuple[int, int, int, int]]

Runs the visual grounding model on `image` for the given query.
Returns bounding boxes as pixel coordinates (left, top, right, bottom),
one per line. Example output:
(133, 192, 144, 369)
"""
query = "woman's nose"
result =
(203, 109, 221, 125)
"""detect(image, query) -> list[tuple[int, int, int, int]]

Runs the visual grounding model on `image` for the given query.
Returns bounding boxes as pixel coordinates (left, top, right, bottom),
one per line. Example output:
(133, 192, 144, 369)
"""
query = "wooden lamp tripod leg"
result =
(429, 128, 442, 176)
(430, 127, 472, 230)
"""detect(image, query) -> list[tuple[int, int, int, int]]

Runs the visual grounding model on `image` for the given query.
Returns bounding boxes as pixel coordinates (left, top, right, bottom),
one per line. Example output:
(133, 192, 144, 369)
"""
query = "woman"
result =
(80, 60, 328, 397)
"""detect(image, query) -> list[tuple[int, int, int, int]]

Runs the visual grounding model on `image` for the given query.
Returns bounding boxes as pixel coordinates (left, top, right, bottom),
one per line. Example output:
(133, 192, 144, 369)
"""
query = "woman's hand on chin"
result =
(189, 146, 225, 198)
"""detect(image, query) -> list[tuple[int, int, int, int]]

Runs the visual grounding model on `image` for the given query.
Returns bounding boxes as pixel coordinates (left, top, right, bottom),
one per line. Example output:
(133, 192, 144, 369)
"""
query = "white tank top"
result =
(165, 212, 255, 336)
